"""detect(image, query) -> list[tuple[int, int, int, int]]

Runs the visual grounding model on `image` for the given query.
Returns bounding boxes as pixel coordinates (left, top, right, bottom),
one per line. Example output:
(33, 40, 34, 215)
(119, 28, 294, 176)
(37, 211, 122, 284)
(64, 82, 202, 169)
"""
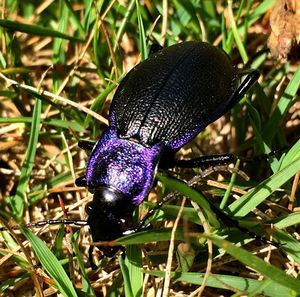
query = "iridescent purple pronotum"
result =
(75, 41, 259, 256)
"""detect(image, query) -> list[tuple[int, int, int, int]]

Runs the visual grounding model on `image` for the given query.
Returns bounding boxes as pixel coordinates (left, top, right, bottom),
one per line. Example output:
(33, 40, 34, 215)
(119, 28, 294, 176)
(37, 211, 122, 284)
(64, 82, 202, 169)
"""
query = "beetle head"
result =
(86, 186, 135, 257)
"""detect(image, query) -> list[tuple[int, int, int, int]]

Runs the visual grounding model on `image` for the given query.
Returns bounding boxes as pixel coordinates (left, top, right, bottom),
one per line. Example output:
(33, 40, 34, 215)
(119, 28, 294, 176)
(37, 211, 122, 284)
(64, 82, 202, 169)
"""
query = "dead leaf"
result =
(268, 0, 300, 60)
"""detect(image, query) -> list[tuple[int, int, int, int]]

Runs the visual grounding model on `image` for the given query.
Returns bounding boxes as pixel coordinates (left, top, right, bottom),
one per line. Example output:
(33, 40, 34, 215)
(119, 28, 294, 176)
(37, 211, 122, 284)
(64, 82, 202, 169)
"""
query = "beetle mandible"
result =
(76, 41, 259, 257)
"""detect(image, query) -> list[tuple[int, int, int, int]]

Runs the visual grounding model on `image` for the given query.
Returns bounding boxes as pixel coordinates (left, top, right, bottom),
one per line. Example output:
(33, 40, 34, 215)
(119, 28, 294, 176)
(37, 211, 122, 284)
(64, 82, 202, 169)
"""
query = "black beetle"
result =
(76, 41, 259, 257)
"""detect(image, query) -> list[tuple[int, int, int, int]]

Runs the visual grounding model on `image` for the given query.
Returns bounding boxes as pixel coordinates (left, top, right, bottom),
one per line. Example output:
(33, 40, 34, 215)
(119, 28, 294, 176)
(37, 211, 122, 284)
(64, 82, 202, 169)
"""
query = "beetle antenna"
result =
(0, 219, 88, 231)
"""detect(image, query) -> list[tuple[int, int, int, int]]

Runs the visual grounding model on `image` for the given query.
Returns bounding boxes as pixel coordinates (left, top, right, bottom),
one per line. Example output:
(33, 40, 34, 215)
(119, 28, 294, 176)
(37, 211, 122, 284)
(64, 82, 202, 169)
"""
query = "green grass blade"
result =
(124, 245, 143, 297)
(135, 0, 147, 60)
(272, 229, 300, 264)
(116, 228, 185, 245)
(263, 65, 300, 143)
(144, 270, 294, 296)
(0, 273, 30, 294)
(201, 234, 300, 294)
(228, 155, 300, 217)
(63, 0, 85, 36)
(274, 212, 300, 229)
(21, 226, 78, 297)
(114, 0, 136, 51)
(11, 98, 42, 219)
(156, 174, 221, 227)
(119, 255, 133, 297)
(0, 19, 84, 42)
(0, 117, 85, 132)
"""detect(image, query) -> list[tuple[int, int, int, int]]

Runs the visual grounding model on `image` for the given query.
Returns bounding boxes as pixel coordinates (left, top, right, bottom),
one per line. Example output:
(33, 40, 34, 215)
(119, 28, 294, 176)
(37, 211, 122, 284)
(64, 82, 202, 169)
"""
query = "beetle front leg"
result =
(78, 140, 95, 151)
(75, 176, 87, 187)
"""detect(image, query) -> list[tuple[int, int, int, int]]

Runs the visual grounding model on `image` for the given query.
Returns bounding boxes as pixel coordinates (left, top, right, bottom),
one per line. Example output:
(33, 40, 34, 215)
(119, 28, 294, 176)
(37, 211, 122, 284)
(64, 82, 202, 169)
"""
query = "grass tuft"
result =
(0, 1, 299, 296)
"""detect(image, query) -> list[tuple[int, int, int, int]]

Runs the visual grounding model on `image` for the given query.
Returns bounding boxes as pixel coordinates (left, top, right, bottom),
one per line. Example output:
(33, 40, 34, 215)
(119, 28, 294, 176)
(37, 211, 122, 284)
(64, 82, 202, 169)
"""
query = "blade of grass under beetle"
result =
(0, 19, 84, 42)
(124, 245, 143, 297)
(11, 98, 42, 219)
(156, 204, 203, 225)
(119, 255, 133, 297)
(143, 270, 293, 297)
(21, 226, 78, 297)
(200, 233, 300, 294)
(228, 155, 300, 217)
(116, 228, 185, 246)
(122, 205, 143, 296)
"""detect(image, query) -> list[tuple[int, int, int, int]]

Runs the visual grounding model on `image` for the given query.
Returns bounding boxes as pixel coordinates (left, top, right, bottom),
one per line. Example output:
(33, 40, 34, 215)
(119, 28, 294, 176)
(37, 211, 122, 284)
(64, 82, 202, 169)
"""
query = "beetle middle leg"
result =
(159, 153, 236, 169)
(173, 153, 236, 168)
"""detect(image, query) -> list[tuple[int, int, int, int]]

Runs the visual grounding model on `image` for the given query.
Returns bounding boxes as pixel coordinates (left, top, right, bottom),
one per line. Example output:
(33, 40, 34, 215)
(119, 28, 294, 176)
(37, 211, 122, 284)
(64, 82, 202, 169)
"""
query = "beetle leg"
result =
(78, 140, 95, 151)
(207, 200, 281, 248)
(149, 43, 163, 55)
(161, 153, 236, 169)
(174, 153, 236, 168)
(75, 176, 87, 187)
(222, 70, 260, 114)
(235, 70, 260, 99)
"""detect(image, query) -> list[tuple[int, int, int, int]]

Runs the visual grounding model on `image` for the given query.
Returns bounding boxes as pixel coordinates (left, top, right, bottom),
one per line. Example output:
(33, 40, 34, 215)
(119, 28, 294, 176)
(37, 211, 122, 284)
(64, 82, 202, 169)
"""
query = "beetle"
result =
(75, 41, 260, 257)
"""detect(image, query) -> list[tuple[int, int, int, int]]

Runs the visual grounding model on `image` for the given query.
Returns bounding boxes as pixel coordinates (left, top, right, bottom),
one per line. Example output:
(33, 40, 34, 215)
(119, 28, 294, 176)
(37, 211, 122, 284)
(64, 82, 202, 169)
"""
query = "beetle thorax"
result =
(86, 128, 163, 205)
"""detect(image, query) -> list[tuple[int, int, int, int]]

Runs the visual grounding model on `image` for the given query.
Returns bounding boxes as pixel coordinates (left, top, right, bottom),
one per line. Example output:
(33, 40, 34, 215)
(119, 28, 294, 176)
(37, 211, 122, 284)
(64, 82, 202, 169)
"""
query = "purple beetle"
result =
(76, 41, 259, 257)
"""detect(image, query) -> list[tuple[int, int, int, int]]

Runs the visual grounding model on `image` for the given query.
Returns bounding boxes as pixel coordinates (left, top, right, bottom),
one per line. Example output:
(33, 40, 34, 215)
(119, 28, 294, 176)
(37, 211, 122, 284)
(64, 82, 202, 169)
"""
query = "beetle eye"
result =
(85, 202, 93, 215)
